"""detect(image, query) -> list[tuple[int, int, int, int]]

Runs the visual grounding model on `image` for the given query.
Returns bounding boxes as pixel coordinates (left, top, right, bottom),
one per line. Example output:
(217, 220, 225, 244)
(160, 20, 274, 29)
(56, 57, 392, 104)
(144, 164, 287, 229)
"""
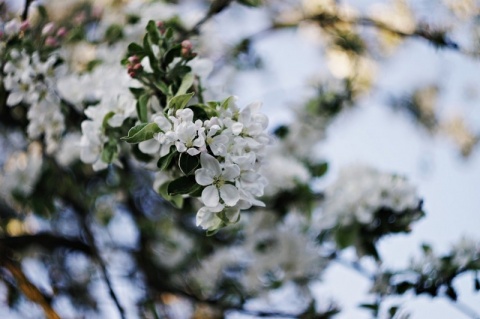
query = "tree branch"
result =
(0, 256, 60, 319)
(190, 0, 234, 34)
(74, 206, 127, 319)
(22, 0, 34, 21)
(0, 233, 92, 254)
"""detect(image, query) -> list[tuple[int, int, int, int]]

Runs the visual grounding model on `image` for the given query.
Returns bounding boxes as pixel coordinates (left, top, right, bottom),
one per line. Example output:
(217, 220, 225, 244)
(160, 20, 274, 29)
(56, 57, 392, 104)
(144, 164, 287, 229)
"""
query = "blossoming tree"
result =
(0, 0, 479, 318)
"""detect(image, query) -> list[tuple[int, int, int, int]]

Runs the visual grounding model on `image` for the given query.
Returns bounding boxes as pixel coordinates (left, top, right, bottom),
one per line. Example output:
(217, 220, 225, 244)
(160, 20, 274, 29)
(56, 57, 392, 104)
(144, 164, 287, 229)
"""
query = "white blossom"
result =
(321, 164, 420, 228)
(195, 152, 240, 208)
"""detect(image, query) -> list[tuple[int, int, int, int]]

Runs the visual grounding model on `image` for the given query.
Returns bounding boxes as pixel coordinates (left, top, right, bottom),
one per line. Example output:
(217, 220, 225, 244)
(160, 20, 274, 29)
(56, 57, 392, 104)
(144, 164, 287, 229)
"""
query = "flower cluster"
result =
(2, 49, 65, 153)
(133, 96, 270, 232)
(80, 95, 136, 170)
(321, 164, 421, 228)
(189, 211, 326, 296)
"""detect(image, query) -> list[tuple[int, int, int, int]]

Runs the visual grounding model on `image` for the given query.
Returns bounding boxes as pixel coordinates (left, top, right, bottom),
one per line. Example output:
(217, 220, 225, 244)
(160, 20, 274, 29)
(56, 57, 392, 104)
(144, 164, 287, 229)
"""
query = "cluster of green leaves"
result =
(123, 20, 197, 108)
(100, 21, 198, 167)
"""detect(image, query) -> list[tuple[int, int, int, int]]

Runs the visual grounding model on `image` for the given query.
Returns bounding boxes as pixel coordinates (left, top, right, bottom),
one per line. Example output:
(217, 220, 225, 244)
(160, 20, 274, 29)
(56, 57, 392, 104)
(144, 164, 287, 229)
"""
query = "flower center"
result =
(213, 176, 225, 188)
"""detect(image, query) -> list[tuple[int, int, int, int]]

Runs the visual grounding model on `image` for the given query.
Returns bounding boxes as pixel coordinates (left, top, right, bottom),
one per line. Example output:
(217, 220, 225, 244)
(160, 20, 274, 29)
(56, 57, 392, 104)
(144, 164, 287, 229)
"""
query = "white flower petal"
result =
(7, 92, 24, 106)
(195, 169, 214, 186)
(139, 139, 160, 154)
(220, 184, 239, 207)
(222, 164, 240, 181)
(225, 208, 240, 223)
(187, 148, 200, 156)
(231, 122, 243, 135)
(108, 114, 126, 127)
(202, 185, 220, 207)
(200, 152, 221, 175)
(196, 204, 224, 230)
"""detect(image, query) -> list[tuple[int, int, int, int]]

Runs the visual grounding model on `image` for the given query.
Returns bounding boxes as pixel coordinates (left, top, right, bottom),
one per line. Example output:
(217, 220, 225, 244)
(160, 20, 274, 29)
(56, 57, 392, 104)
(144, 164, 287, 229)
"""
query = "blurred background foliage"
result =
(0, 0, 480, 318)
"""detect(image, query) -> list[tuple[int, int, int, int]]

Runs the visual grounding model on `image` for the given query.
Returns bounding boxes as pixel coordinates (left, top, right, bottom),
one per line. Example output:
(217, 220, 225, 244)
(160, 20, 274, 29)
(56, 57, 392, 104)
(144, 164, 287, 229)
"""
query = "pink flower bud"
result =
(56, 27, 67, 37)
(42, 22, 55, 36)
(20, 21, 30, 32)
(128, 55, 140, 64)
(181, 40, 192, 50)
(45, 36, 58, 47)
(128, 71, 136, 78)
(133, 63, 143, 71)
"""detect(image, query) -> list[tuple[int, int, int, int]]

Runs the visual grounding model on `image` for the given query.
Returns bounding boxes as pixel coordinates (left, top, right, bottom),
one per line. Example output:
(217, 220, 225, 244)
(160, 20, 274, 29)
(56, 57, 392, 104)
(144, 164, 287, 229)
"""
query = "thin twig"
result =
(77, 213, 127, 319)
(190, 0, 234, 34)
(22, 0, 34, 21)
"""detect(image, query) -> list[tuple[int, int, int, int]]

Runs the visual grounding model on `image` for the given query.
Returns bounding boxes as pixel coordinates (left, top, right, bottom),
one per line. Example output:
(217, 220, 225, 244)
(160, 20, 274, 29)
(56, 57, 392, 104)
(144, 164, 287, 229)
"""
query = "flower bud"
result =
(42, 22, 55, 36)
(181, 40, 194, 57)
(56, 27, 67, 37)
(181, 40, 193, 50)
(20, 21, 30, 32)
(128, 55, 140, 64)
(156, 21, 165, 34)
(45, 36, 58, 47)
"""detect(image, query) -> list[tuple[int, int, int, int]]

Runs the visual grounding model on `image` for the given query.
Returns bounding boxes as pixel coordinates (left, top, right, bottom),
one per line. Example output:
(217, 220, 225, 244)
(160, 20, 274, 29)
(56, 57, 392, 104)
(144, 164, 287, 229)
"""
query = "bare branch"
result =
(1, 256, 61, 319)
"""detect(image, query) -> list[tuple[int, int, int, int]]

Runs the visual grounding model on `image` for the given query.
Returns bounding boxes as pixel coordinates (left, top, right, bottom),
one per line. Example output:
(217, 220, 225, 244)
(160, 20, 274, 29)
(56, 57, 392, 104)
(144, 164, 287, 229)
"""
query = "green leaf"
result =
(102, 111, 115, 129)
(163, 45, 181, 66)
(121, 123, 160, 144)
(189, 105, 209, 121)
(129, 87, 145, 99)
(421, 243, 432, 254)
(146, 20, 161, 43)
(206, 228, 221, 236)
(388, 306, 399, 319)
(176, 73, 194, 96)
(168, 64, 191, 80)
(167, 92, 194, 110)
(310, 162, 328, 178)
(164, 27, 174, 39)
(335, 225, 358, 249)
(158, 182, 184, 209)
(221, 96, 236, 109)
(167, 175, 201, 196)
(179, 153, 200, 176)
(127, 43, 144, 55)
(395, 281, 413, 294)
(105, 24, 124, 43)
(273, 125, 289, 139)
(154, 81, 170, 96)
(157, 147, 177, 170)
(237, 0, 262, 7)
(137, 94, 150, 123)
(359, 303, 379, 313)
(101, 140, 118, 163)
(446, 285, 458, 301)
